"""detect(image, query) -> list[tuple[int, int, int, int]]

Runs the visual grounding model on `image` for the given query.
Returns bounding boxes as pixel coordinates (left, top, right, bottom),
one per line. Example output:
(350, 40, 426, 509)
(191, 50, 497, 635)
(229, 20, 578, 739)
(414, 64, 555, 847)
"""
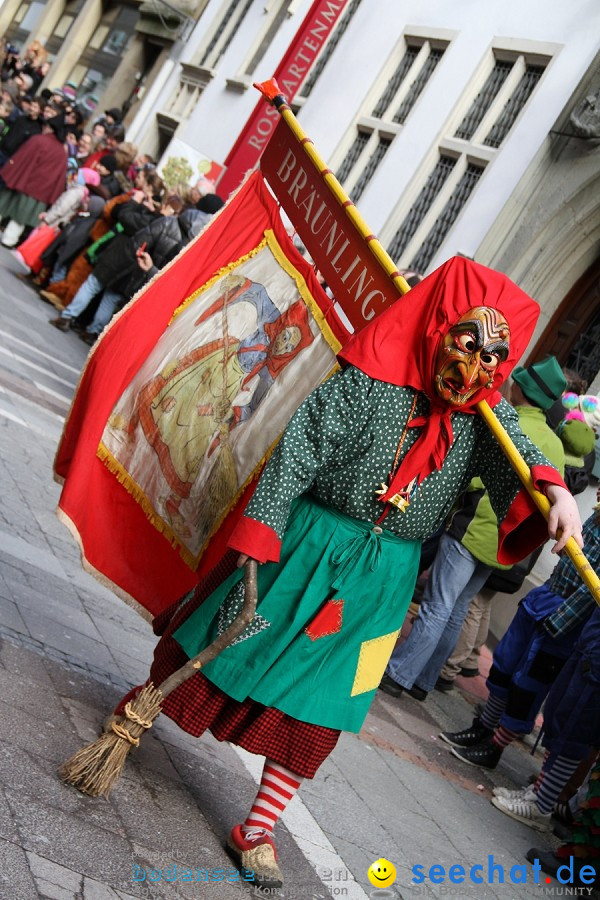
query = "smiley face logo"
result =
(367, 857, 396, 888)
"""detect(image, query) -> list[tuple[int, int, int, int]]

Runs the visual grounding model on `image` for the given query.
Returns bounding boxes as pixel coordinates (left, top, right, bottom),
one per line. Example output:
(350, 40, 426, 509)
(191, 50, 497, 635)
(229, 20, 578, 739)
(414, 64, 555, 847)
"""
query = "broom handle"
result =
(476, 399, 600, 607)
(156, 560, 258, 699)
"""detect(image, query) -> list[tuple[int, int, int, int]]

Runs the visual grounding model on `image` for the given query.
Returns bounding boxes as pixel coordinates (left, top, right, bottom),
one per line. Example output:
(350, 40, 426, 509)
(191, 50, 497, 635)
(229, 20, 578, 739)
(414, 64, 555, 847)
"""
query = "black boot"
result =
(379, 674, 428, 700)
(450, 739, 503, 770)
(378, 673, 404, 697)
(439, 717, 492, 748)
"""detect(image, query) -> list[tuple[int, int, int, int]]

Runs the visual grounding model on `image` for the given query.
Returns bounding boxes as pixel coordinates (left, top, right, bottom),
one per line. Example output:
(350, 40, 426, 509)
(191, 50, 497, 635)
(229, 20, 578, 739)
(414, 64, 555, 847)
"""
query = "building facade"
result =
(123, 0, 600, 378)
(0, 0, 209, 120)
(2, 0, 599, 383)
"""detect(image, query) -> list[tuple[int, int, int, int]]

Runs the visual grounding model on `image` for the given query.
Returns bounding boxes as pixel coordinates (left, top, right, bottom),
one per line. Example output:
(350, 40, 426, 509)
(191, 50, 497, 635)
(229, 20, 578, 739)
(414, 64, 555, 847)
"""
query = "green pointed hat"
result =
(512, 357, 567, 410)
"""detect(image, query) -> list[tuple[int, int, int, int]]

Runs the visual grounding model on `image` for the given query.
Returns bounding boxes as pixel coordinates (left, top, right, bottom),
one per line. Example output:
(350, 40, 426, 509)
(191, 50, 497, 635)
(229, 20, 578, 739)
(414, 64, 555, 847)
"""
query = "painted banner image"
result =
(98, 232, 339, 567)
(54, 172, 347, 616)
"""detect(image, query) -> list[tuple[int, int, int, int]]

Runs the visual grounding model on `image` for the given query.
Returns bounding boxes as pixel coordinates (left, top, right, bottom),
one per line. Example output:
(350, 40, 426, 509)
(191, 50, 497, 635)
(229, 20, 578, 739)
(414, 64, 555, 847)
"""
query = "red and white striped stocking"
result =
(243, 759, 303, 834)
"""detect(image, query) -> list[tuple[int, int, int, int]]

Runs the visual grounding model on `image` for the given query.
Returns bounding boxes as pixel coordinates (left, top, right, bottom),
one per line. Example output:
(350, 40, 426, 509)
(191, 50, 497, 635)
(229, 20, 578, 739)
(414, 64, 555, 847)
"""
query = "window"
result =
(64, 5, 137, 108)
(454, 60, 513, 140)
(566, 307, 600, 388)
(167, 65, 213, 120)
(483, 64, 545, 147)
(385, 47, 549, 271)
(388, 156, 457, 260)
(393, 47, 444, 124)
(199, 0, 254, 69)
(371, 46, 419, 119)
(409, 163, 484, 271)
(334, 37, 448, 201)
(243, 1, 291, 76)
(13, 3, 30, 24)
(79, 67, 104, 95)
(345, 135, 392, 203)
(44, 0, 84, 55)
(336, 131, 370, 184)
(54, 13, 75, 38)
(300, 0, 363, 99)
(104, 29, 129, 56)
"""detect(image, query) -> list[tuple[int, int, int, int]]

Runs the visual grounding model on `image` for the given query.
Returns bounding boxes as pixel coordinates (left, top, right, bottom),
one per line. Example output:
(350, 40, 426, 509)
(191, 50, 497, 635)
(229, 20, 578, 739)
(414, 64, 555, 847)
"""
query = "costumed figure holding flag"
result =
(102, 256, 582, 888)
(56, 87, 591, 893)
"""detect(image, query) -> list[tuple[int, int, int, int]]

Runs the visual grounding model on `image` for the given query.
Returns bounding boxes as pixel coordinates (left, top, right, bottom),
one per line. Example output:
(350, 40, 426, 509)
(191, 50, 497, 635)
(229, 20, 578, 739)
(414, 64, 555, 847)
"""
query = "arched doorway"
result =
(529, 256, 600, 388)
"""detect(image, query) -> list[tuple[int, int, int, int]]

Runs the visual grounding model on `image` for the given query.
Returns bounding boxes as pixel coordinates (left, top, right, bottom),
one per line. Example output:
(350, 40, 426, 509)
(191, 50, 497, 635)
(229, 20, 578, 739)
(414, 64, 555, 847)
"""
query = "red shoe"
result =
(227, 824, 283, 889)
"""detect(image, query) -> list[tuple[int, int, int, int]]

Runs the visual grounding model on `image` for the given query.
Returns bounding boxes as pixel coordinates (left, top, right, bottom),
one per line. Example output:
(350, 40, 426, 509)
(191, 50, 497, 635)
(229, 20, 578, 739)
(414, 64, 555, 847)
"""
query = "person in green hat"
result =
(556, 417, 597, 496)
(511, 357, 571, 412)
(381, 356, 567, 702)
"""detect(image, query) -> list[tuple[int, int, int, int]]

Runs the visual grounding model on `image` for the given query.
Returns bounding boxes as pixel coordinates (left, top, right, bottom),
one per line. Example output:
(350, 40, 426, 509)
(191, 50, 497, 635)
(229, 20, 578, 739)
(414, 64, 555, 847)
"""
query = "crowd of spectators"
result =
(379, 361, 599, 883)
(0, 38, 225, 344)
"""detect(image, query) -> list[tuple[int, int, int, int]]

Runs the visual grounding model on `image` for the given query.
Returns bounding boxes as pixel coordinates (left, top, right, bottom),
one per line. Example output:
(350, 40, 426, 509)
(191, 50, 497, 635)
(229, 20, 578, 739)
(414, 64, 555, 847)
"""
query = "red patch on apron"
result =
(305, 598, 344, 641)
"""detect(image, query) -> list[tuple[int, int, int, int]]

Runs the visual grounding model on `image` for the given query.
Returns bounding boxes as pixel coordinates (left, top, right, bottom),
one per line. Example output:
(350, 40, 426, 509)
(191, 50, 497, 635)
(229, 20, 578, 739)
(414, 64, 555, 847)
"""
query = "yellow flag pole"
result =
(255, 79, 600, 607)
(256, 80, 411, 298)
(476, 402, 600, 603)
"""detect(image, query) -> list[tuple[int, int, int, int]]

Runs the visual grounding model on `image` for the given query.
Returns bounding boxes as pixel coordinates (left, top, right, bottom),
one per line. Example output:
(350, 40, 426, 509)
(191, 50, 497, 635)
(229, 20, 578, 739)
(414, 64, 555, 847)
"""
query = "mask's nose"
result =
(457, 358, 481, 390)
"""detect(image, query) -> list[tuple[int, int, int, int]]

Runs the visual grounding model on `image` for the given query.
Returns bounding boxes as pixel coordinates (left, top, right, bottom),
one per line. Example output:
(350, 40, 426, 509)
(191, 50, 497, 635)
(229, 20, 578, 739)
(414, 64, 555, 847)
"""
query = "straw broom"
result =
(59, 560, 258, 797)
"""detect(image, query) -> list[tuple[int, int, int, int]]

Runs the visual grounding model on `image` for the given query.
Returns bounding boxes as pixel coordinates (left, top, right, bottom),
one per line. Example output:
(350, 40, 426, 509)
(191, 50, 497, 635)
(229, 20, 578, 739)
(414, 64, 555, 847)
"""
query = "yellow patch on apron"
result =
(351, 630, 400, 696)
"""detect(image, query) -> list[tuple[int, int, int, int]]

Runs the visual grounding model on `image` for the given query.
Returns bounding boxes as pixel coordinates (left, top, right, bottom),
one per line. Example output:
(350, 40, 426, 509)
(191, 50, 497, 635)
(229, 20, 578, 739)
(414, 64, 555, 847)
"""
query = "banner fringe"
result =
(96, 444, 198, 570)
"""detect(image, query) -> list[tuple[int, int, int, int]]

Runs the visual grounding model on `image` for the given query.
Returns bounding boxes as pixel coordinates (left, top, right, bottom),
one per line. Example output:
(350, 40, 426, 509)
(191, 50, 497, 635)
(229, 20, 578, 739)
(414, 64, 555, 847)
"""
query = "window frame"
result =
(195, 0, 255, 71)
(240, 0, 293, 78)
(332, 31, 451, 202)
(383, 39, 555, 271)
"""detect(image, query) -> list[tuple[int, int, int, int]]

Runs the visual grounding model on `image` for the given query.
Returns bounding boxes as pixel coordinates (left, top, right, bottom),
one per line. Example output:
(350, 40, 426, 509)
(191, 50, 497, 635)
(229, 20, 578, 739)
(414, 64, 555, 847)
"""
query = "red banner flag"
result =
(261, 117, 403, 331)
(54, 172, 346, 618)
(217, 0, 348, 199)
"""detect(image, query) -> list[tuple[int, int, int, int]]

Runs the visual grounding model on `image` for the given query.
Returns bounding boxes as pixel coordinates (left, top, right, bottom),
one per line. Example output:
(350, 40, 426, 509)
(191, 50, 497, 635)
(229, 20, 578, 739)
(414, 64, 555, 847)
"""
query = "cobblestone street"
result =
(0, 245, 595, 900)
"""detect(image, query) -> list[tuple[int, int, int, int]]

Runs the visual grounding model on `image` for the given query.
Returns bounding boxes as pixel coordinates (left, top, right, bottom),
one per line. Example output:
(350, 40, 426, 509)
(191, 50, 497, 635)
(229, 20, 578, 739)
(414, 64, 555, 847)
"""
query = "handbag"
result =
(15, 224, 61, 274)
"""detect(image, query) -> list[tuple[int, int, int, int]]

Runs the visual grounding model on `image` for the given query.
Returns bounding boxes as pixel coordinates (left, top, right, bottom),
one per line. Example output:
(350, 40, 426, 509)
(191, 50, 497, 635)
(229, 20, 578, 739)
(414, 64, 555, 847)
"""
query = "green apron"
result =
(175, 494, 419, 732)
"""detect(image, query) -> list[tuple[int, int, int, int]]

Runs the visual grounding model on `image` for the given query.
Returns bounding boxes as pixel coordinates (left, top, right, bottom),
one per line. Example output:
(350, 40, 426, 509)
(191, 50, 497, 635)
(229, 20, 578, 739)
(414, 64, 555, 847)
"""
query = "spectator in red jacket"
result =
(0, 115, 68, 247)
